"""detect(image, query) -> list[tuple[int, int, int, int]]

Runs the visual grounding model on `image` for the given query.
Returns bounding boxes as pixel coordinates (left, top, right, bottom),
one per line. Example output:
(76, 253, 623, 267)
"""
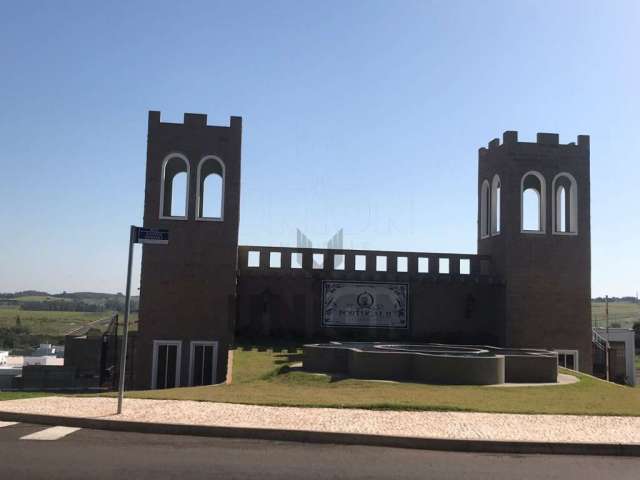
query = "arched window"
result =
(491, 174, 501, 235)
(552, 172, 578, 234)
(480, 180, 490, 239)
(520, 171, 546, 233)
(160, 153, 190, 219)
(196, 155, 225, 221)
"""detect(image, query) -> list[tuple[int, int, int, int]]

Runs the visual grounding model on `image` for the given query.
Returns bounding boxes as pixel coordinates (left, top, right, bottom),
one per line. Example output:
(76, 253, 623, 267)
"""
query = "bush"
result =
(0, 325, 64, 353)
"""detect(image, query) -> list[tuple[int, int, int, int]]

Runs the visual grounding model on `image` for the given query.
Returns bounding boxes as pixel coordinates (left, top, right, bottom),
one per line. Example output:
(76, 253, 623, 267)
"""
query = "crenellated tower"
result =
(135, 111, 241, 389)
(478, 131, 592, 372)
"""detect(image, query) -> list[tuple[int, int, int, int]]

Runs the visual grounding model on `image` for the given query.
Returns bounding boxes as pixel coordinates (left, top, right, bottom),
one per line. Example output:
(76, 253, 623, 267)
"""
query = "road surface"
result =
(0, 422, 638, 479)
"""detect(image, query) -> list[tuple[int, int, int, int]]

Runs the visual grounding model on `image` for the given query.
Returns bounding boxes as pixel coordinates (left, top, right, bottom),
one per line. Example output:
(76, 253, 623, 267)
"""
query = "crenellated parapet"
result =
(479, 131, 589, 158)
(148, 110, 242, 130)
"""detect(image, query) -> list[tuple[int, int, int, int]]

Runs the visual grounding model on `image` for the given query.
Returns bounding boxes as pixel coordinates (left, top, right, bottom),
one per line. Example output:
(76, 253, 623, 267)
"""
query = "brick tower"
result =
(135, 111, 241, 389)
(478, 131, 592, 372)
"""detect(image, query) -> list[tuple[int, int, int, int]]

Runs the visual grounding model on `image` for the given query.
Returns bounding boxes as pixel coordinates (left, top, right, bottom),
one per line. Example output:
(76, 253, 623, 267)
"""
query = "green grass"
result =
(0, 307, 110, 336)
(119, 343, 640, 416)
(592, 301, 640, 329)
(0, 391, 50, 401)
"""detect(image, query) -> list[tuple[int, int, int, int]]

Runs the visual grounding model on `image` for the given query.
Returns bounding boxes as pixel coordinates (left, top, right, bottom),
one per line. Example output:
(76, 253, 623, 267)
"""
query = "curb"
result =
(1, 410, 639, 457)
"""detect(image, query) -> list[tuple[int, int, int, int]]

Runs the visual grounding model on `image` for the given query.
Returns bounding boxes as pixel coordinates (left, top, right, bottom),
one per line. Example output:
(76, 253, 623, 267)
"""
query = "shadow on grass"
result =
(273, 352, 303, 365)
(235, 338, 304, 354)
(266, 361, 350, 384)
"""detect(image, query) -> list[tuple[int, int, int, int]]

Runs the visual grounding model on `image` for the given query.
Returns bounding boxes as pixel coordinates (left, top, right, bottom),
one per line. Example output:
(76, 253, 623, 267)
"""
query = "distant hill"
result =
(0, 291, 139, 313)
(0, 290, 49, 299)
(53, 292, 126, 301)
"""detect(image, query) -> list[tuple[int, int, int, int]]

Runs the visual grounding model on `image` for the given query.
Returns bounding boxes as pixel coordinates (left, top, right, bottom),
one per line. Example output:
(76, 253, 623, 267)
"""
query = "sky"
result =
(0, 0, 638, 297)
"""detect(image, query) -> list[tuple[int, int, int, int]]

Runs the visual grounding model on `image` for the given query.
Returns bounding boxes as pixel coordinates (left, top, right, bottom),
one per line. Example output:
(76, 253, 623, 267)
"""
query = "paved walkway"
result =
(2, 397, 640, 444)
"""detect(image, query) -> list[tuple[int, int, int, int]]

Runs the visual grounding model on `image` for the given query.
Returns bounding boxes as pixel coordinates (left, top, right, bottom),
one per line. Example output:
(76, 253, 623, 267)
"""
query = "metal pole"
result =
(605, 295, 610, 382)
(117, 226, 136, 414)
(113, 314, 119, 391)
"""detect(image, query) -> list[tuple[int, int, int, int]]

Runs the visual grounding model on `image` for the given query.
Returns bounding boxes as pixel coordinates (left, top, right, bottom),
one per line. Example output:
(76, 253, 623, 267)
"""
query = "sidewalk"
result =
(1, 396, 640, 446)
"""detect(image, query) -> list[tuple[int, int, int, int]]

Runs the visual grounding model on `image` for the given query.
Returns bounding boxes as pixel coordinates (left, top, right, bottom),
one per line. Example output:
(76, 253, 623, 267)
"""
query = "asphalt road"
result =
(1, 423, 639, 479)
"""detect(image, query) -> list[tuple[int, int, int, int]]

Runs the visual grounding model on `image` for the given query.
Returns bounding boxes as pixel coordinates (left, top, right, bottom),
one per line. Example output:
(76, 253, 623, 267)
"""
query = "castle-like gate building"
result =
(134, 111, 591, 389)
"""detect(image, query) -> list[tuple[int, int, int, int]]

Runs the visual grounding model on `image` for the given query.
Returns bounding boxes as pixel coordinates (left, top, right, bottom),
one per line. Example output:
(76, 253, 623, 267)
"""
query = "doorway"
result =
(189, 341, 218, 386)
(556, 349, 579, 371)
(152, 340, 182, 389)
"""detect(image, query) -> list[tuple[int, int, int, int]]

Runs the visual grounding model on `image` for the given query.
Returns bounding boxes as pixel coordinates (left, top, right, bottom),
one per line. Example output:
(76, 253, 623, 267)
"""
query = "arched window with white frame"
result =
(196, 155, 225, 221)
(160, 153, 190, 219)
(552, 172, 578, 235)
(491, 174, 501, 235)
(480, 179, 490, 239)
(521, 171, 546, 233)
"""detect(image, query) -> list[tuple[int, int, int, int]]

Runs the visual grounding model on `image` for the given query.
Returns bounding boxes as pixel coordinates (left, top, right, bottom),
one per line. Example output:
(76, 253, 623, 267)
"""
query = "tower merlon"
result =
(577, 134, 590, 148)
(148, 110, 161, 126)
(230, 116, 242, 130)
(488, 138, 500, 149)
(536, 132, 559, 145)
(502, 131, 518, 144)
(184, 112, 208, 127)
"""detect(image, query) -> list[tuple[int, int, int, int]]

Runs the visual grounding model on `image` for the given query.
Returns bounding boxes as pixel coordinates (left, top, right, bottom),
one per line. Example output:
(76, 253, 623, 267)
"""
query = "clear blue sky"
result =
(1, 1, 638, 297)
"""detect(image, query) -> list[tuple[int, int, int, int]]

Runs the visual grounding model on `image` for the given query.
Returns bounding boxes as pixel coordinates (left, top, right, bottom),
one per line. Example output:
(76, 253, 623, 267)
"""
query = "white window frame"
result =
(195, 155, 225, 222)
(480, 179, 490, 239)
(159, 153, 190, 220)
(189, 341, 219, 387)
(151, 340, 182, 389)
(551, 172, 578, 236)
(555, 349, 579, 371)
(490, 174, 501, 236)
(520, 170, 546, 234)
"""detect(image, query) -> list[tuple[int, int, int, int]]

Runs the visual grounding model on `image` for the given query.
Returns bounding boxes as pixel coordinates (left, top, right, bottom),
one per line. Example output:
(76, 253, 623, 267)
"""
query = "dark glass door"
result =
(192, 344, 215, 386)
(155, 344, 178, 389)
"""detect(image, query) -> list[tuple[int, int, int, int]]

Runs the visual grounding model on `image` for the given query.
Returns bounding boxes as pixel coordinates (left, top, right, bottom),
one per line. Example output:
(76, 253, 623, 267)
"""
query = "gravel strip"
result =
(1, 396, 639, 444)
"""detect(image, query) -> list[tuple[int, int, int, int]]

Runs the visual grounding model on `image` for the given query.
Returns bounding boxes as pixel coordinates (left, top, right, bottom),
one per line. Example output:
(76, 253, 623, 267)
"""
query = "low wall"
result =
(304, 343, 557, 385)
(503, 353, 558, 383)
(22, 366, 80, 390)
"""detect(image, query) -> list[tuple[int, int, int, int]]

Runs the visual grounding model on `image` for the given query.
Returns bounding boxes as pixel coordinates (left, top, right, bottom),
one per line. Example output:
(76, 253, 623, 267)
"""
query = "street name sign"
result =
(135, 227, 169, 245)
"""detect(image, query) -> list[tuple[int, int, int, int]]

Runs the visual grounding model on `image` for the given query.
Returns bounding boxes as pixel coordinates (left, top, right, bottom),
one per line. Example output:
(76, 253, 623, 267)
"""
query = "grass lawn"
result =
(121, 342, 640, 416)
(0, 307, 113, 336)
(0, 391, 50, 401)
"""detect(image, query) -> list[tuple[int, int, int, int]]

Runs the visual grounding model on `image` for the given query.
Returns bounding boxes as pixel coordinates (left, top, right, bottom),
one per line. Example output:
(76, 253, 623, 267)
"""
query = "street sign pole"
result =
(117, 226, 168, 414)
(605, 294, 610, 382)
(117, 225, 137, 414)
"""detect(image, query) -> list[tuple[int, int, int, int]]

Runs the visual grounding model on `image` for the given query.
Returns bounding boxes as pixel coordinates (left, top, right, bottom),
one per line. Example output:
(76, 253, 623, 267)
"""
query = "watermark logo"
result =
(296, 228, 343, 269)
